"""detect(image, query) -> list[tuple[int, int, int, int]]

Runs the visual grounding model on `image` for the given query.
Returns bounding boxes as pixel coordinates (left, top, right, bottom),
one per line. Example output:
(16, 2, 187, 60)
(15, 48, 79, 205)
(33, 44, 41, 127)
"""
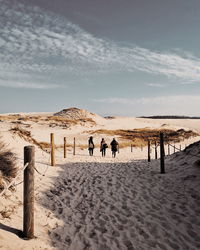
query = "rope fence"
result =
(0, 130, 199, 240)
(0, 162, 29, 198)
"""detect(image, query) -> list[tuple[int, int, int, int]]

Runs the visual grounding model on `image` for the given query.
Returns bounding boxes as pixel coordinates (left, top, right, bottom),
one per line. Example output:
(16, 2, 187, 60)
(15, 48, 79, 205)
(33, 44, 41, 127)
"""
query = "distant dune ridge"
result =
(54, 107, 103, 121)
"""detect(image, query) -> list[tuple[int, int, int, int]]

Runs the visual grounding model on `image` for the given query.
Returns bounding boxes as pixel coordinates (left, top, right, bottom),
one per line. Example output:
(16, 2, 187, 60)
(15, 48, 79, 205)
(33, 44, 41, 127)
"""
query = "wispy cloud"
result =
(1, 0, 200, 90)
(146, 83, 165, 88)
(0, 80, 60, 89)
(94, 95, 200, 105)
(93, 95, 200, 116)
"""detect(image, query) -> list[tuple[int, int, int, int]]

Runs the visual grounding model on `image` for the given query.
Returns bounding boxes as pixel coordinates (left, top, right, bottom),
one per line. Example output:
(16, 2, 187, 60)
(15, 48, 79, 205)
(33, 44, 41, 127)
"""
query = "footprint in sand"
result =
(64, 235, 72, 245)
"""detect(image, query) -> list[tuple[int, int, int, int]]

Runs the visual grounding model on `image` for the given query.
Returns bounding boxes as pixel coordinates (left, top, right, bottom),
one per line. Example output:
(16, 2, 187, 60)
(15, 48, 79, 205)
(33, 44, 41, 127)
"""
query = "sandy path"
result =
(39, 157, 200, 250)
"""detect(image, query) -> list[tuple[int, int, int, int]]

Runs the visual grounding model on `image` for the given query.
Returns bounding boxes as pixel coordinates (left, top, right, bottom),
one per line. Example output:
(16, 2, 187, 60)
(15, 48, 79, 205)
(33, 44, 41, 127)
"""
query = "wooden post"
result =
(50, 133, 55, 166)
(174, 143, 176, 153)
(73, 137, 76, 155)
(23, 146, 35, 239)
(131, 144, 133, 152)
(155, 141, 157, 159)
(180, 145, 181, 151)
(148, 140, 151, 162)
(160, 133, 165, 174)
(64, 137, 67, 158)
(168, 144, 170, 155)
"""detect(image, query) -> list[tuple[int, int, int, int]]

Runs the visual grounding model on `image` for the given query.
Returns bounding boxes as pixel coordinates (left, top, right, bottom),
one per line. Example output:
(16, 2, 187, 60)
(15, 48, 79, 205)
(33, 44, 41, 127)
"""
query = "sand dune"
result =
(0, 112, 200, 249)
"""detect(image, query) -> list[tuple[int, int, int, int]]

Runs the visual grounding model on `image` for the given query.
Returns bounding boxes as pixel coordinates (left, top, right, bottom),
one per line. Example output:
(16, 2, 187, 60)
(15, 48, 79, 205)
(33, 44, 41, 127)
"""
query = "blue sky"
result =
(0, 0, 200, 116)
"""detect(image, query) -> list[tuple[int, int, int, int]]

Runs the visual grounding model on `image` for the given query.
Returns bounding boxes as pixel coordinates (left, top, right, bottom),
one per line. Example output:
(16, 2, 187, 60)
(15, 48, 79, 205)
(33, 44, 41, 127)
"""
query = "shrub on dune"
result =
(0, 138, 17, 190)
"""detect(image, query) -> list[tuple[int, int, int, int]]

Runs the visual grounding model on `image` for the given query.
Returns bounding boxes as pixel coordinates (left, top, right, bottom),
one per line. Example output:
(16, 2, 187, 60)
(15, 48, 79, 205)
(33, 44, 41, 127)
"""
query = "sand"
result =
(0, 114, 200, 249)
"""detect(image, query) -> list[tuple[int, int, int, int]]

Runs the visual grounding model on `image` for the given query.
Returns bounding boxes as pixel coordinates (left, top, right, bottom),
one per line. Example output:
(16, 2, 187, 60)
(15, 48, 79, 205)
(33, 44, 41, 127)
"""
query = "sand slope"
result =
(0, 115, 200, 249)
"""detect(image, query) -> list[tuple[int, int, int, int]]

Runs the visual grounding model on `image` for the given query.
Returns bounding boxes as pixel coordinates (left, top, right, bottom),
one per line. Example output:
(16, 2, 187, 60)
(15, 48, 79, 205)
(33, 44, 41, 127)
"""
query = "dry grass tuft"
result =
(46, 116, 96, 128)
(0, 138, 17, 191)
(91, 128, 198, 147)
(10, 126, 50, 152)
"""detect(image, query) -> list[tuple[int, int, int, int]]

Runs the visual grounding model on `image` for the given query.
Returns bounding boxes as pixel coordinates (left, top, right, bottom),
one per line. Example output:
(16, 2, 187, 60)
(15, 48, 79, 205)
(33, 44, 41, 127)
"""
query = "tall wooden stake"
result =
(155, 141, 157, 159)
(168, 144, 170, 155)
(23, 146, 35, 239)
(148, 140, 151, 162)
(73, 137, 76, 155)
(131, 144, 133, 152)
(50, 133, 55, 166)
(64, 137, 67, 158)
(160, 133, 165, 174)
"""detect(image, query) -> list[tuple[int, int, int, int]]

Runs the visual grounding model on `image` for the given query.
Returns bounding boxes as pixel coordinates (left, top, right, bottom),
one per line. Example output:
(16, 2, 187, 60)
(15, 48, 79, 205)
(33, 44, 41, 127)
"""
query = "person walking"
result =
(100, 138, 108, 157)
(88, 136, 94, 156)
(110, 138, 119, 158)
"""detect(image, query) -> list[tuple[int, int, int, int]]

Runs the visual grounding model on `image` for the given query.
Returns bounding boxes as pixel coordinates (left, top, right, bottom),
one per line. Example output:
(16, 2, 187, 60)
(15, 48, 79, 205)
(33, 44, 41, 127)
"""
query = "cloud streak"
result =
(93, 95, 200, 116)
(0, 80, 60, 89)
(0, 0, 200, 90)
(94, 95, 200, 105)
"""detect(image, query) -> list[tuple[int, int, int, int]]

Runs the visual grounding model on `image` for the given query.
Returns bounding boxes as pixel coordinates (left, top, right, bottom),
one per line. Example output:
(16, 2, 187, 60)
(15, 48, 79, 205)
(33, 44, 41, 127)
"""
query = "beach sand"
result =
(0, 114, 199, 249)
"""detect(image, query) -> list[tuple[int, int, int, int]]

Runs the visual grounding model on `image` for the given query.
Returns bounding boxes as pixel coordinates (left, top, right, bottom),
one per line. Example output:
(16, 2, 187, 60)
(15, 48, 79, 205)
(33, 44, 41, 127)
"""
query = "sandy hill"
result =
(54, 107, 103, 121)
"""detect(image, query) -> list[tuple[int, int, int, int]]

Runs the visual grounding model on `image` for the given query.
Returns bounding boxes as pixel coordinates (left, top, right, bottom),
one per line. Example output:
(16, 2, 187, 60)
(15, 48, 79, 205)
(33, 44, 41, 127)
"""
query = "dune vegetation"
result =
(0, 138, 17, 191)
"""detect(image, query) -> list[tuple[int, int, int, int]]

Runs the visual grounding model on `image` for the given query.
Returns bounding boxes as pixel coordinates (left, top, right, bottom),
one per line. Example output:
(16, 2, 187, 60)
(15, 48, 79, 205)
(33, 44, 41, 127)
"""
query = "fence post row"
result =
(160, 132, 165, 174)
(23, 146, 35, 239)
(64, 137, 67, 158)
(50, 133, 55, 166)
(148, 140, 151, 162)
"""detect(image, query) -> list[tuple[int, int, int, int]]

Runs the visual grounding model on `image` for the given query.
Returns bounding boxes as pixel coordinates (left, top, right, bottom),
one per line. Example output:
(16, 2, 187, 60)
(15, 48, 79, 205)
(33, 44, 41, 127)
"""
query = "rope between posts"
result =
(0, 162, 29, 197)
(167, 143, 181, 152)
(167, 143, 200, 159)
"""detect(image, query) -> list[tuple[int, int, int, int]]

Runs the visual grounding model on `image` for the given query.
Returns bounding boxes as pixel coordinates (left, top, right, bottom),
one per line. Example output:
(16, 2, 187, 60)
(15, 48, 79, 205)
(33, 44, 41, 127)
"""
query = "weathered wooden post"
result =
(50, 133, 55, 166)
(23, 146, 35, 239)
(160, 133, 165, 174)
(180, 145, 181, 151)
(73, 137, 76, 155)
(155, 141, 157, 159)
(131, 144, 133, 153)
(168, 144, 170, 155)
(148, 140, 151, 162)
(64, 137, 67, 158)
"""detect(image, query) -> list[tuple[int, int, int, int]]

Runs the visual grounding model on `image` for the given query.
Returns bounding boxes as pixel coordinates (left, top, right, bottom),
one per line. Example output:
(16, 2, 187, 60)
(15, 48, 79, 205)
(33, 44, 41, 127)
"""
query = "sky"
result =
(0, 0, 200, 116)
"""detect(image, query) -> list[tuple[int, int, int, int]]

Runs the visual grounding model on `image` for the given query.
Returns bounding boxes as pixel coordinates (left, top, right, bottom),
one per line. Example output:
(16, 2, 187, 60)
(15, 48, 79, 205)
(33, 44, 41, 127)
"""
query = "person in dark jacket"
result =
(110, 138, 119, 158)
(88, 136, 94, 156)
(100, 138, 108, 157)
